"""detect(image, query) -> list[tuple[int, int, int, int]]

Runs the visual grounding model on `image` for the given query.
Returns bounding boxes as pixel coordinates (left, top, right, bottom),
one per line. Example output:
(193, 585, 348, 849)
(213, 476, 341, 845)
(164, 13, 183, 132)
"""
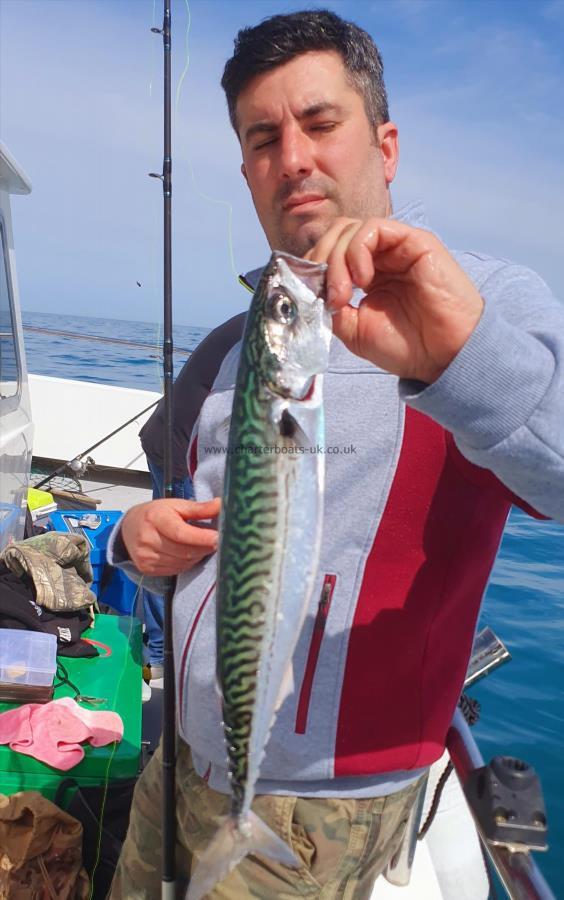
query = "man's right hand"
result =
(120, 497, 221, 576)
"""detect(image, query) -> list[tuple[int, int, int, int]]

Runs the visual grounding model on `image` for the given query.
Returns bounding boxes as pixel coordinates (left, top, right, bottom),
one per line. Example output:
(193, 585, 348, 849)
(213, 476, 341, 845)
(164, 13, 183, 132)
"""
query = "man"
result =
(110, 9, 564, 898)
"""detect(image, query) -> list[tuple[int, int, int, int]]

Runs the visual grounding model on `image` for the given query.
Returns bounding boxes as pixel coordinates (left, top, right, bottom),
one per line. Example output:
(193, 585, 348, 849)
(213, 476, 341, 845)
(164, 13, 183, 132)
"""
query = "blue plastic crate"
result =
(47, 510, 138, 614)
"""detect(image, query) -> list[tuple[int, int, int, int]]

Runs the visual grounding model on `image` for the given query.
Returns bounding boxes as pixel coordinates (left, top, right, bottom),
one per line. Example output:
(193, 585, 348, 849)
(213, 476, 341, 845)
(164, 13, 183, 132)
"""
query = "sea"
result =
(22, 310, 564, 895)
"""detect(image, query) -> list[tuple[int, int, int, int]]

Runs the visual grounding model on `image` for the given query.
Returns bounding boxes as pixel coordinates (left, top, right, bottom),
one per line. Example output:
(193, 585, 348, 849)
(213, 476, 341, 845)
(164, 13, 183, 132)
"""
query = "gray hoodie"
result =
(111, 201, 564, 798)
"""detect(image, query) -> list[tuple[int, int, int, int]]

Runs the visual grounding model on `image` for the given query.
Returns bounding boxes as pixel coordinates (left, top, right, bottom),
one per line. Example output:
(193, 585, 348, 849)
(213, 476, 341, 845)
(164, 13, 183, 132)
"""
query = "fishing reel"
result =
(68, 455, 95, 477)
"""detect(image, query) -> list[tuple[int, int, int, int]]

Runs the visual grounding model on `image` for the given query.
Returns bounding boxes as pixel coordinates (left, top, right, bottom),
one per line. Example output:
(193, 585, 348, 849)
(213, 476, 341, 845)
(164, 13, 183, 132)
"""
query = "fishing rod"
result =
(151, 2, 177, 896)
(33, 398, 160, 490)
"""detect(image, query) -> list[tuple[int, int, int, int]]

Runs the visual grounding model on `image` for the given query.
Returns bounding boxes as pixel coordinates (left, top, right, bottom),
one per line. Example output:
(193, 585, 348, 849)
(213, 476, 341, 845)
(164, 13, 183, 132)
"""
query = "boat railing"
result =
(447, 708, 555, 900)
(387, 626, 555, 899)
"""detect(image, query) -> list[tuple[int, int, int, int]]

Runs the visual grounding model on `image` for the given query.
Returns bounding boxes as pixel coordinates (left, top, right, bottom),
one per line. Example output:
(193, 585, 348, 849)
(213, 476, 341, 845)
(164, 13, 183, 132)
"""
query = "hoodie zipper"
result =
(295, 574, 337, 734)
(178, 581, 215, 731)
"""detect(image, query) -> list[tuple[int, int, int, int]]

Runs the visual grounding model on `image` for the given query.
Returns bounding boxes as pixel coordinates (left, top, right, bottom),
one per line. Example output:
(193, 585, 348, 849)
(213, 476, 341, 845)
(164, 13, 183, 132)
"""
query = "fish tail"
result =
(185, 809, 300, 900)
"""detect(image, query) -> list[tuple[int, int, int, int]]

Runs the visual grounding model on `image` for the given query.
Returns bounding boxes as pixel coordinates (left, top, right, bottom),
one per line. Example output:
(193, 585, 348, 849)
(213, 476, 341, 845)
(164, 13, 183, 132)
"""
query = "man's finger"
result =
(146, 529, 217, 559)
(159, 514, 219, 549)
(181, 523, 219, 549)
(304, 217, 360, 264)
(324, 221, 365, 305)
(321, 220, 425, 311)
(136, 540, 216, 575)
(349, 219, 430, 279)
(331, 306, 361, 357)
(142, 560, 199, 576)
(165, 497, 221, 521)
(344, 222, 383, 290)
(138, 549, 190, 570)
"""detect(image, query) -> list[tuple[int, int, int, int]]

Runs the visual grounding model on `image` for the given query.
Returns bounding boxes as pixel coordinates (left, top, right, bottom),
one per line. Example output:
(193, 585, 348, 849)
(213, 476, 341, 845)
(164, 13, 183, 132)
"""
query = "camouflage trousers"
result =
(110, 739, 422, 899)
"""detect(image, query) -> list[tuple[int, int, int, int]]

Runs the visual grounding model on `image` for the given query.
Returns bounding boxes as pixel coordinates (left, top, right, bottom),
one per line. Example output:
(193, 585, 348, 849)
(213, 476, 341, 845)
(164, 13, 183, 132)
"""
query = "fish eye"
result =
(269, 292, 297, 325)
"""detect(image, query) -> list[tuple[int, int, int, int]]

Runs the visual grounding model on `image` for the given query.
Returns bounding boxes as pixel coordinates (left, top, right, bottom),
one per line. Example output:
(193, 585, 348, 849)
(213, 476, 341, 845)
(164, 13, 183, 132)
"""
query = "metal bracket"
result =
(465, 625, 511, 687)
(464, 756, 548, 852)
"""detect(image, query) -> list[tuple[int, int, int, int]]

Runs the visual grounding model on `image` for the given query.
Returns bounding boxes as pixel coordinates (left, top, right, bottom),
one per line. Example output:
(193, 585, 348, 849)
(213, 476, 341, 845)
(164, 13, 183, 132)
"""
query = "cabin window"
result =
(0, 220, 20, 401)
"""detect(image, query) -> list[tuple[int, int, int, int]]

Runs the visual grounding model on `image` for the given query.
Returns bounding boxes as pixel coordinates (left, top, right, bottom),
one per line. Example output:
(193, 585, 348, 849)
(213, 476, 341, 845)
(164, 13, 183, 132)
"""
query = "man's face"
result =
(236, 50, 399, 256)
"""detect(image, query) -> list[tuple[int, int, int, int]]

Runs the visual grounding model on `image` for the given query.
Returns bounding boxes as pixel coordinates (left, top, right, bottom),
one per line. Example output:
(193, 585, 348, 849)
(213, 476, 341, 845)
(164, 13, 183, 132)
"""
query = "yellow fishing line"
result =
(175, 0, 191, 113)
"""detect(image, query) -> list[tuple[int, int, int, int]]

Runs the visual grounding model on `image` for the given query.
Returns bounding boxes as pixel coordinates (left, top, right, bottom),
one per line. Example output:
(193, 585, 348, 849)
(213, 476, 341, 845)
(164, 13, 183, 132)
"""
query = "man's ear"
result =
(376, 122, 399, 185)
(241, 163, 248, 185)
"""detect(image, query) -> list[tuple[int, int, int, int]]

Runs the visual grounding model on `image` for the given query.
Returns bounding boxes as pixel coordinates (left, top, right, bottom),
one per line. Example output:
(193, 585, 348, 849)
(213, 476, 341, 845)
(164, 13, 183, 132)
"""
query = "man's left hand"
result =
(305, 217, 484, 384)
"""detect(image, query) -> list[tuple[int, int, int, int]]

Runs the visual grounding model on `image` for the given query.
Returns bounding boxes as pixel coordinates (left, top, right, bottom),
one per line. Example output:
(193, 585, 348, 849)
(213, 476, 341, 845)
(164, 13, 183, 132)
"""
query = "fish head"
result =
(261, 252, 332, 400)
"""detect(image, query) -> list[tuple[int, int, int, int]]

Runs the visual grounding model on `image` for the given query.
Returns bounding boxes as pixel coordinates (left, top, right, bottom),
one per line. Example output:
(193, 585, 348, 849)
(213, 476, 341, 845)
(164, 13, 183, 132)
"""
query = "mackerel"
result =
(187, 251, 331, 899)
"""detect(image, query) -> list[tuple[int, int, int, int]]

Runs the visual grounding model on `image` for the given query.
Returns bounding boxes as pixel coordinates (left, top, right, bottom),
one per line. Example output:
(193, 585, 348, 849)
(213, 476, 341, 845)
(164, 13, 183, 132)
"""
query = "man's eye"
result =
(311, 122, 336, 132)
(254, 137, 277, 150)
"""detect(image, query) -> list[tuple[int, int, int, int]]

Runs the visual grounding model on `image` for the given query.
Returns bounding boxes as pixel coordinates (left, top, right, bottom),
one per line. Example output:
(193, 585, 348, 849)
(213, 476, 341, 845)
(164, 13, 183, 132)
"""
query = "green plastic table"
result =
(0, 614, 142, 802)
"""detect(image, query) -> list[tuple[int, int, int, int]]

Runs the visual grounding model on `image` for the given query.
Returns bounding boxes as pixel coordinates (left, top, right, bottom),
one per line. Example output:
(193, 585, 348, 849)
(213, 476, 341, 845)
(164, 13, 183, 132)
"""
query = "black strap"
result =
(418, 692, 481, 839)
(53, 660, 81, 699)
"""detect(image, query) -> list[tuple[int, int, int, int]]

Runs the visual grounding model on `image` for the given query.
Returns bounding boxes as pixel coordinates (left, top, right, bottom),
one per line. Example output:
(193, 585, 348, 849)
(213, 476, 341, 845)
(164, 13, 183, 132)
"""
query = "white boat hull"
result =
(28, 373, 159, 472)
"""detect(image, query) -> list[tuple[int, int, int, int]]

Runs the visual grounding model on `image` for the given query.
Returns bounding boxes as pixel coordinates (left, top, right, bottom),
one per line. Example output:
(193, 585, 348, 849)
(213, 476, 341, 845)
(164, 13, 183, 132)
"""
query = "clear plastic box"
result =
(0, 630, 57, 686)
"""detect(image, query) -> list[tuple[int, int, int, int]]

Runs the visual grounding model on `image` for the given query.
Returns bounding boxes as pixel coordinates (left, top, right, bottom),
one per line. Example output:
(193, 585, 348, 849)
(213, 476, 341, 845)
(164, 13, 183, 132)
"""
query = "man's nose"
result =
(279, 126, 313, 179)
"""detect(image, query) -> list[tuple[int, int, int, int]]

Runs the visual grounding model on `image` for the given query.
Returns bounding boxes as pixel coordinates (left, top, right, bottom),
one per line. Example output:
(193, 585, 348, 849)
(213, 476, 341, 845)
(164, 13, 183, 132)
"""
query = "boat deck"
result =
(32, 457, 153, 512)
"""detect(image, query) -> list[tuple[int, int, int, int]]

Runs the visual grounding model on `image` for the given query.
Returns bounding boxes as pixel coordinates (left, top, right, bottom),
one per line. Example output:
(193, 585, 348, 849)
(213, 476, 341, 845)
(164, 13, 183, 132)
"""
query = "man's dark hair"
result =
(221, 9, 389, 133)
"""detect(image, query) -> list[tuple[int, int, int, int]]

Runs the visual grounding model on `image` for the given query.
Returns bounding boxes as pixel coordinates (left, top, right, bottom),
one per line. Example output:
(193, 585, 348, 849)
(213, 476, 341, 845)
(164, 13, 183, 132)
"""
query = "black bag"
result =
(54, 776, 137, 899)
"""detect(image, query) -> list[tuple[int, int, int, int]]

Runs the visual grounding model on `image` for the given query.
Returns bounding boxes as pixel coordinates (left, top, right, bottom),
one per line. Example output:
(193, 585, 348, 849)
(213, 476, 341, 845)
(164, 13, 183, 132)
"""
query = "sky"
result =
(1, 0, 563, 328)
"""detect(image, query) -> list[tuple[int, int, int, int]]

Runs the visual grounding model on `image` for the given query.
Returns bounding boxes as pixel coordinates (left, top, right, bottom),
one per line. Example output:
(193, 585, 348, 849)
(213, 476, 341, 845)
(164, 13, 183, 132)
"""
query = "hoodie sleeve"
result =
(399, 263, 564, 523)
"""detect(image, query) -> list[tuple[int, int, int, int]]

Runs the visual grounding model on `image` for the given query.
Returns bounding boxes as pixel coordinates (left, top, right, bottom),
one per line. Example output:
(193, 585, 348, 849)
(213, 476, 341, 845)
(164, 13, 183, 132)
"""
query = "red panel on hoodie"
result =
(335, 408, 512, 776)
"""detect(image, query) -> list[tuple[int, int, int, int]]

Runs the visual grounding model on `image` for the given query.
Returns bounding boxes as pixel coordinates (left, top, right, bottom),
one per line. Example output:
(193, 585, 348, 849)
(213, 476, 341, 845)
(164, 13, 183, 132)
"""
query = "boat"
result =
(0, 111, 556, 900)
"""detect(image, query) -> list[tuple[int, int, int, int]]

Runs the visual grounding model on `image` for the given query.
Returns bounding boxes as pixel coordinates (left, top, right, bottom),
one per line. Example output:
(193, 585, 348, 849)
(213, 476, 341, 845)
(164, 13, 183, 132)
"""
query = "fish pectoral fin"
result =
(278, 408, 309, 450)
(274, 662, 294, 713)
(215, 416, 231, 445)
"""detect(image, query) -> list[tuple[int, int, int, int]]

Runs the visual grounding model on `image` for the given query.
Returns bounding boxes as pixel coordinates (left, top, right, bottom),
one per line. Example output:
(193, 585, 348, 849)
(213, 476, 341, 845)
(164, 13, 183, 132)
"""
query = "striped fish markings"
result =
(187, 252, 331, 900)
